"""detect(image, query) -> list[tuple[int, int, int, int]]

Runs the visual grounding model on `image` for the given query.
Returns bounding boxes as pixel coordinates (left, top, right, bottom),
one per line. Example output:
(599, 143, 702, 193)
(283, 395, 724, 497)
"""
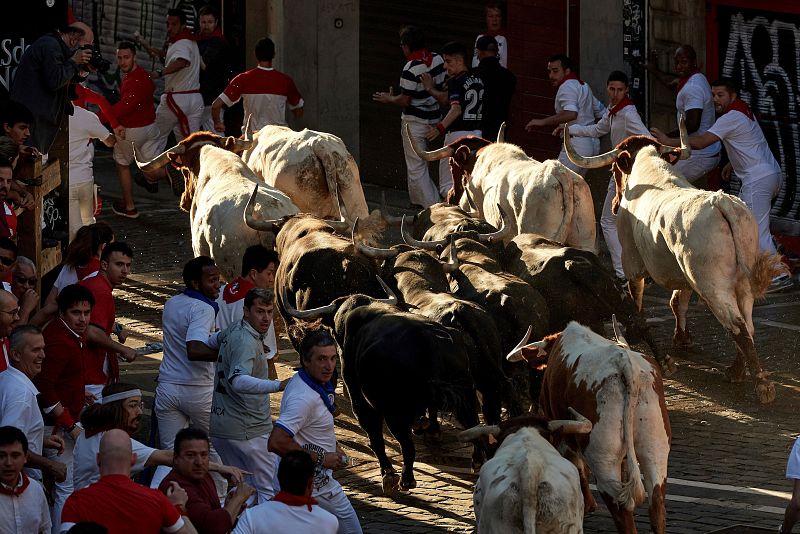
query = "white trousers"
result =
(739, 172, 782, 254)
(438, 130, 481, 198)
(44, 426, 75, 534)
(600, 175, 624, 278)
(316, 485, 363, 534)
(68, 181, 95, 241)
(673, 152, 720, 183)
(152, 382, 223, 491)
(200, 106, 223, 133)
(558, 136, 599, 176)
(154, 92, 204, 150)
(113, 122, 161, 166)
(401, 119, 441, 208)
(211, 434, 278, 504)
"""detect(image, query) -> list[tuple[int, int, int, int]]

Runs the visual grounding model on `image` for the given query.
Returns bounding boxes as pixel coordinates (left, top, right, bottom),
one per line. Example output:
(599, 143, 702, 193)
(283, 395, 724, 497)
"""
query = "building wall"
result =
(579, 0, 624, 113)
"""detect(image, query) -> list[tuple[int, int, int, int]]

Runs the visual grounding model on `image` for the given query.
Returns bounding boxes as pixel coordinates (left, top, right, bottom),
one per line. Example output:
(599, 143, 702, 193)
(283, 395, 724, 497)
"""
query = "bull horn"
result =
(547, 407, 593, 434)
(496, 122, 506, 143)
(477, 204, 513, 244)
(677, 113, 691, 160)
(611, 314, 630, 348)
(404, 123, 455, 161)
(401, 215, 447, 251)
(281, 286, 337, 318)
(464, 186, 480, 216)
(324, 180, 351, 233)
(440, 235, 459, 273)
(381, 191, 404, 226)
(243, 184, 285, 232)
(134, 142, 186, 172)
(244, 114, 253, 141)
(507, 325, 534, 362)
(458, 424, 500, 442)
(352, 218, 399, 259)
(563, 122, 620, 169)
(375, 276, 398, 306)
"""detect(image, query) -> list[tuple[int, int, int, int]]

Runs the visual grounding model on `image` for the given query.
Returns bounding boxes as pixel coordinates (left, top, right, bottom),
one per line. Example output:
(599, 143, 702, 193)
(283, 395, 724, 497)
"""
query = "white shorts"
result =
(787, 436, 800, 479)
(113, 123, 162, 166)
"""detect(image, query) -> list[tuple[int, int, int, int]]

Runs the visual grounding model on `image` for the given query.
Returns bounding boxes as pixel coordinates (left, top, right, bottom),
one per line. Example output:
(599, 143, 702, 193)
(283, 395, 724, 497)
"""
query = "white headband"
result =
(101, 389, 142, 405)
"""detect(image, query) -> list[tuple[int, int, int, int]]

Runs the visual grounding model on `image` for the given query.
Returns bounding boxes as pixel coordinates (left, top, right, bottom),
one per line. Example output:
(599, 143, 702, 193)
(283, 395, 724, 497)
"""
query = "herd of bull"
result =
(133, 114, 787, 533)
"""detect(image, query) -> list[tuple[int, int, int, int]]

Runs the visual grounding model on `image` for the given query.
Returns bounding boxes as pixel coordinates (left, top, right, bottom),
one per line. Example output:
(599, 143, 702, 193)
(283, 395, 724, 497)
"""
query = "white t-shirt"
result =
(274, 375, 340, 496)
(68, 106, 111, 185)
(165, 38, 201, 92)
(159, 293, 217, 386)
(232, 500, 338, 534)
(568, 103, 651, 147)
(53, 265, 100, 293)
(72, 432, 156, 490)
(556, 79, 603, 127)
(216, 285, 277, 360)
(472, 34, 508, 68)
(708, 109, 782, 184)
(676, 73, 720, 157)
(787, 436, 800, 479)
(0, 476, 51, 534)
(0, 366, 44, 456)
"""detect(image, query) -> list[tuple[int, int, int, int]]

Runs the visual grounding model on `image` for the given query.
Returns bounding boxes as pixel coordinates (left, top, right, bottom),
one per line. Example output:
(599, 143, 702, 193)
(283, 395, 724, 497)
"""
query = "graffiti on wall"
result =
(718, 6, 800, 234)
(622, 0, 647, 116)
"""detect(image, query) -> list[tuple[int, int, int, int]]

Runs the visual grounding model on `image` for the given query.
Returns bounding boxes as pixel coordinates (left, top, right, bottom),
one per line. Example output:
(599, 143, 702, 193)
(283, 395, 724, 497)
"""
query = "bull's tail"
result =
(548, 162, 575, 244)
(617, 355, 646, 511)
(712, 193, 786, 298)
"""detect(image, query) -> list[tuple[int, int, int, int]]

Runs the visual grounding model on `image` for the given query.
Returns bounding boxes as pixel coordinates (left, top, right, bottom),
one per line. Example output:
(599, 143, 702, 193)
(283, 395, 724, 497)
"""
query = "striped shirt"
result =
(399, 54, 446, 124)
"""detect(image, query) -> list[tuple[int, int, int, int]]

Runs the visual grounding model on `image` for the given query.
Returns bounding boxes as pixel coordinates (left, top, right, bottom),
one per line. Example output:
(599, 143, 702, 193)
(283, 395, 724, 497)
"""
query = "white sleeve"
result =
(206, 331, 221, 350)
(185, 304, 216, 343)
(680, 83, 707, 112)
(130, 438, 156, 472)
(497, 36, 508, 69)
(569, 113, 610, 138)
(163, 517, 185, 534)
(706, 114, 734, 142)
(593, 96, 606, 120)
(622, 108, 651, 138)
(169, 40, 193, 63)
(275, 381, 310, 437)
(556, 83, 579, 113)
(232, 509, 254, 534)
(86, 112, 111, 141)
(231, 373, 282, 394)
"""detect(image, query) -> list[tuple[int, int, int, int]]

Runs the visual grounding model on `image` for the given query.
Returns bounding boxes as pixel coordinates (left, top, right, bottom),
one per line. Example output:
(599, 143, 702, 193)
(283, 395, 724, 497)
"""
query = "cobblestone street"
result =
(93, 150, 800, 533)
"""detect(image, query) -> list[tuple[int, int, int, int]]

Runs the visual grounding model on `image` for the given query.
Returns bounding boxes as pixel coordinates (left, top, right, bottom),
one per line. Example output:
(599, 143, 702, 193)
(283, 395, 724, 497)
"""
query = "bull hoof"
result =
(661, 356, 678, 377)
(755, 379, 776, 404)
(399, 476, 417, 491)
(382, 471, 401, 495)
(724, 364, 747, 383)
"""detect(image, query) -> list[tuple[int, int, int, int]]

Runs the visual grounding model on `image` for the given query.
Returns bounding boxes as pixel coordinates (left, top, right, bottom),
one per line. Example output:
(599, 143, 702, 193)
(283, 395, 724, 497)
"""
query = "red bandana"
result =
(558, 71, 584, 87)
(272, 491, 318, 511)
(725, 98, 754, 120)
(197, 27, 224, 40)
(169, 28, 196, 44)
(480, 29, 505, 38)
(222, 277, 256, 304)
(609, 97, 634, 117)
(676, 69, 700, 93)
(405, 48, 433, 68)
(76, 257, 101, 280)
(0, 472, 30, 496)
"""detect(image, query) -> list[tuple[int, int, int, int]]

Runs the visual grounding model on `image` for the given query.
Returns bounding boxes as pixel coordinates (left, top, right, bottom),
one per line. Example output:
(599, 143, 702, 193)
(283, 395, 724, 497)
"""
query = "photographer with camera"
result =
(10, 24, 93, 154)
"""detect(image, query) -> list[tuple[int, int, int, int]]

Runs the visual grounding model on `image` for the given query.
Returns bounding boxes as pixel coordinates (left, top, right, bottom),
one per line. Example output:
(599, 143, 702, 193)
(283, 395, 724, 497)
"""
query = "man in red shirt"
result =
(79, 242, 137, 401)
(111, 41, 160, 218)
(159, 427, 253, 534)
(35, 284, 95, 530)
(61, 428, 198, 534)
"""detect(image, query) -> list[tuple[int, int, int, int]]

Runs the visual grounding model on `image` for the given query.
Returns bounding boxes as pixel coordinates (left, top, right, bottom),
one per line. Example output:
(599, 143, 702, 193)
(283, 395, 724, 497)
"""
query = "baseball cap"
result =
(476, 35, 498, 51)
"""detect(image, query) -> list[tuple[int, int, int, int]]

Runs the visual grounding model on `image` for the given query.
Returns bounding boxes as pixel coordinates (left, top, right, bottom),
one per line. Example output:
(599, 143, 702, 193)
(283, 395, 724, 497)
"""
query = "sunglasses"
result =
(0, 256, 14, 266)
(13, 275, 37, 285)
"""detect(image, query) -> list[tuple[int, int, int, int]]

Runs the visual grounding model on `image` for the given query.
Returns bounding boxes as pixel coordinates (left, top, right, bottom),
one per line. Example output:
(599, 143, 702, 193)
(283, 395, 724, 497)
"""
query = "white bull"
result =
(564, 118, 786, 404)
(405, 128, 597, 251)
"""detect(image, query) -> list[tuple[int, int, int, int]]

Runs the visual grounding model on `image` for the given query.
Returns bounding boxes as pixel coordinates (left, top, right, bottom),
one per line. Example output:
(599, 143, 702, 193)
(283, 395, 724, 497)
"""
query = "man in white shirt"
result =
(525, 53, 604, 176)
(560, 70, 652, 281)
(68, 104, 116, 240)
(233, 450, 338, 534)
(0, 426, 51, 534)
(153, 256, 224, 489)
(472, 3, 507, 69)
(268, 329, 361, 534)
(652, 77, 791, 292)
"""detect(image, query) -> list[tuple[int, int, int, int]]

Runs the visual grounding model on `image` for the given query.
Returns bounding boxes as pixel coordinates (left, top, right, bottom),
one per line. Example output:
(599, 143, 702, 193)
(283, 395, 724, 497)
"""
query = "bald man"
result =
(0, 290, 19, 372)
(61, 429, 198, 533)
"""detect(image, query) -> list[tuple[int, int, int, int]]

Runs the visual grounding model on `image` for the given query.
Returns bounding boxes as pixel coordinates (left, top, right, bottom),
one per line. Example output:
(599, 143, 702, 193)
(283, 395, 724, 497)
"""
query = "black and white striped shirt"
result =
(399, 54, 446, 124)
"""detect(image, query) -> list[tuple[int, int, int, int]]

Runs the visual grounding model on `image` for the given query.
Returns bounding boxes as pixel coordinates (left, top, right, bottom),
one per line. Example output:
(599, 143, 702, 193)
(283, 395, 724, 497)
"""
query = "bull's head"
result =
(563, 114, 691, 214)
(400, 204, 512, 251)
(281, 275, 398, 319)
(457, 407, 593, 449)
(242, 184, 295, 234)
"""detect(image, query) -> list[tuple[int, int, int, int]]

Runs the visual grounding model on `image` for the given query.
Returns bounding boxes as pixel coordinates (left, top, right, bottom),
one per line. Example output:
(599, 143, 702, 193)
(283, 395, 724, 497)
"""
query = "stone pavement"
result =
(91, 148, 800, 533)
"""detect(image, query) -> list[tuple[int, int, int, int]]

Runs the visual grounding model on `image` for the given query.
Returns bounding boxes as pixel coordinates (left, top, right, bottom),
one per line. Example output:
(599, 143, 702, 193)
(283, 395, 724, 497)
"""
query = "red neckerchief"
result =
(725, 98, 754, 120)
(76, 257, 101, 280)
(272, 491, 318, 511)
(676, 69, 699, 93)
(0, 472, 30, 496)
(222, 277, 256, 304)
(609, 97, 634, 117)
(405, 48, 433, 68)
(169, 28, 196, 44)
(196, 27, 227, 44)
(558, 71, 584, 87)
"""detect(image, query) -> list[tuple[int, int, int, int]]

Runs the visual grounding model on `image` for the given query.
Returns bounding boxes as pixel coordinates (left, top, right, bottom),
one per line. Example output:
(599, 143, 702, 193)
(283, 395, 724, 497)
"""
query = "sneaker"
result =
(766, 274, 793, 294)
(133, 171, 159, 194)
(111, 200, 140, 219)
(165, 165, 185, 196)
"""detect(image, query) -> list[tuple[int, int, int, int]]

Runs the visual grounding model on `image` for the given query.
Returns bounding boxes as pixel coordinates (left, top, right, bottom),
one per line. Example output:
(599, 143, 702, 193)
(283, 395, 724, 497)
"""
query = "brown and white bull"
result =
(406, 127, 596, 251)
(459, 412, 593, 534)
(563, 117, 787, 404)
(508, 320, 672, 534)
(243, 125, 381, 226)
(136, 132, 298, 281)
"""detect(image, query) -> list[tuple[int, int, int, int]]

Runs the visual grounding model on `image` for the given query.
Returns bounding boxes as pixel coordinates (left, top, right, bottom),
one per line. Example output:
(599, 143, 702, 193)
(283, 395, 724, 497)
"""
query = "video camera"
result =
(79, 44, 111, 73)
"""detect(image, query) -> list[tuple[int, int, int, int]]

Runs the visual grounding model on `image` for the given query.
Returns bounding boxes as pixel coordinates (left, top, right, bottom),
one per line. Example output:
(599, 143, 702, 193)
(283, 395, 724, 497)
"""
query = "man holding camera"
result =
(10, 24, 92, 153)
